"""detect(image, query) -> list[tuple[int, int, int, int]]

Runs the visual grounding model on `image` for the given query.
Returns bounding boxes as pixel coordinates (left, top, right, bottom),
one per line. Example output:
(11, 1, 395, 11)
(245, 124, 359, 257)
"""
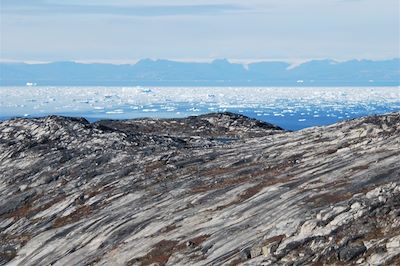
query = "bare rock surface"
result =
(0, 112, 399, 266)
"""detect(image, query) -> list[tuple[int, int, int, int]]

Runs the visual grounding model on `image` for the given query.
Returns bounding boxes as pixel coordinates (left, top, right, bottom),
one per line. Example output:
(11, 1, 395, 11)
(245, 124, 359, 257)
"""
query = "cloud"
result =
(1, 1, 246, 17)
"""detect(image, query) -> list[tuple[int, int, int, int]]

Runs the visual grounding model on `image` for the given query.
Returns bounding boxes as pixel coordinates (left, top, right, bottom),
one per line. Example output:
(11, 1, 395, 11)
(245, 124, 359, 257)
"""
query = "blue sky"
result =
(0, 0, 399, 63)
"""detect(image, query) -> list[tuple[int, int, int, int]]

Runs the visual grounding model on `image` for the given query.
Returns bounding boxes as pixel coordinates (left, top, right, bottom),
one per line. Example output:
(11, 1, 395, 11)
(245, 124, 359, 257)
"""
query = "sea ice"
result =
(0, 86, 399, 130)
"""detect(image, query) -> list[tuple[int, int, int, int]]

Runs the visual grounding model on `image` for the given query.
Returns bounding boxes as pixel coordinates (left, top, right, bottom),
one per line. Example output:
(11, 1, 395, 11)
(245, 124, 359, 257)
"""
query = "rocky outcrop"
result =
(0, 112, 399, 265)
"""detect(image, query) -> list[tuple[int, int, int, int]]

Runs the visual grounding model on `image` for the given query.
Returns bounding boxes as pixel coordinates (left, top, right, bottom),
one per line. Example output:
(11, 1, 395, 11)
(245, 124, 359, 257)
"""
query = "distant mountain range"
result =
(1, 58, 399, 86)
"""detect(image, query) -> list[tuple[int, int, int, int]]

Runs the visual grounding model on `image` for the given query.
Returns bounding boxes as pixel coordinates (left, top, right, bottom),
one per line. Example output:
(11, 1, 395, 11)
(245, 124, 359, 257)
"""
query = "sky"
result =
(0, 0, 399, 64)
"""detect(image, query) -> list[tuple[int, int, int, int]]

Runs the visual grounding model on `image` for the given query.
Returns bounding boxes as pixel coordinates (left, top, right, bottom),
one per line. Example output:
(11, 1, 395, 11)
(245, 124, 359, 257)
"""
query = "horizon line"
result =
(1, 57, 399, 66)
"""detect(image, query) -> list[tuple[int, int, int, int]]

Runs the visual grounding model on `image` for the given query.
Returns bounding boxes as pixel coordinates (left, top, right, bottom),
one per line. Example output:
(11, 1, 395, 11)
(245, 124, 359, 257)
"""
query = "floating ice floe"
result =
(141, 88, 152, 93)
(0, 86, 399, 130)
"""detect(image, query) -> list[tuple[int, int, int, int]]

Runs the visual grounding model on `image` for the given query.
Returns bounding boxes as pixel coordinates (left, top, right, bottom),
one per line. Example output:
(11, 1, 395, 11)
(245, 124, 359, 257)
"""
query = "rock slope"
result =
(0, 112, 399, 266)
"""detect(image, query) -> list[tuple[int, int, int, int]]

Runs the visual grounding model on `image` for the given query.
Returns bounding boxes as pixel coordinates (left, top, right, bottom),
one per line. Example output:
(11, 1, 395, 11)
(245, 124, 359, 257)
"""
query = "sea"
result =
(1, 87, 399, 130)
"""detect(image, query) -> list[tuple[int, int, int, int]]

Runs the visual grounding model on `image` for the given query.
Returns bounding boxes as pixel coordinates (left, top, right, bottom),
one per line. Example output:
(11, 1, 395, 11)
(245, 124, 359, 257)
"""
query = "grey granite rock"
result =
(338, 243, 366, 262)
(0, 112, 399, 265)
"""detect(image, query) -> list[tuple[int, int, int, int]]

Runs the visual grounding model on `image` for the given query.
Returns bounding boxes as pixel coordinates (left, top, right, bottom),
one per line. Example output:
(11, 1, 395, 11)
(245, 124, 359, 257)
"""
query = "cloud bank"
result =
(1, 0, 399, 62)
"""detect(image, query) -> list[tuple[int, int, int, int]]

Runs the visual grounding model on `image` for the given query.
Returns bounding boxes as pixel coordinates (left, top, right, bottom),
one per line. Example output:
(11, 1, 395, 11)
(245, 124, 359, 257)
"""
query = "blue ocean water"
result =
(1, 87, 399, 130)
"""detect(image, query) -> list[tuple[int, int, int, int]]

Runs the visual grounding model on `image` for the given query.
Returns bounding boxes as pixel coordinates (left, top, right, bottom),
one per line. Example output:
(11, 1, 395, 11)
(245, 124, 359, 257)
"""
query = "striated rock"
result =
(338, 243, 366, 262)
(250, 245, 262, 258)
(239, 247, 252, 260)
(0, 112, 399, 265)
(261, 235, 284, 258)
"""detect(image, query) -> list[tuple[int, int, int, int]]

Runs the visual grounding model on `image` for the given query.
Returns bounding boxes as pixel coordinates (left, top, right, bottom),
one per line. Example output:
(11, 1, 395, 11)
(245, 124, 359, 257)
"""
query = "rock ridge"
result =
(0, 112, 399, 265)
